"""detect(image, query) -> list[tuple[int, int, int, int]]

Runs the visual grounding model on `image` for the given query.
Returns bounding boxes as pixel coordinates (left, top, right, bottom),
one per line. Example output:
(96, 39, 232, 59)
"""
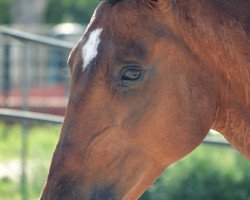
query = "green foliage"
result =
(0, 0, 99, 25)
(0, 0, 13, 24)
(45, 0, 100, 24)
(140, 146, 250, 200)
(0, 122, 60, 200)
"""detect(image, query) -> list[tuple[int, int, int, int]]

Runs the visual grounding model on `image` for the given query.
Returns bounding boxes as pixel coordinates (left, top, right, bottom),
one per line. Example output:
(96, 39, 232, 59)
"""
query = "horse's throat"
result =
(213, 92, 250, 159)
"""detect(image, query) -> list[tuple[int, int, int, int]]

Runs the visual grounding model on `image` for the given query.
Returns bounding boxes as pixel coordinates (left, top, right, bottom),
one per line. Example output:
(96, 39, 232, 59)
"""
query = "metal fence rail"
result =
(0, 26, 73, 112)
(0, 26, 75, 49)
(0, 108, 63, 124)
(203, 138, 230, 147)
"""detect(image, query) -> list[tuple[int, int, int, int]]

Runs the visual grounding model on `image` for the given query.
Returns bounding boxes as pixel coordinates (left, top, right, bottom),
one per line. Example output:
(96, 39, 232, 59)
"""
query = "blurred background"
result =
(0, 0, 249, 200)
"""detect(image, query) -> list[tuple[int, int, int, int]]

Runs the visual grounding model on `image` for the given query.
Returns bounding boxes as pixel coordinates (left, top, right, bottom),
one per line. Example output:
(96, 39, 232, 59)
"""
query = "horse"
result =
(40, 0, 250, 199)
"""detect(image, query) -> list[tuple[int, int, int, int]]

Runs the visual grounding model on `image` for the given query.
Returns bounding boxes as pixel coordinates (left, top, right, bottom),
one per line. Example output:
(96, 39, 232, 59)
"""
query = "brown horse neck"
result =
(164, 0, 250, 158)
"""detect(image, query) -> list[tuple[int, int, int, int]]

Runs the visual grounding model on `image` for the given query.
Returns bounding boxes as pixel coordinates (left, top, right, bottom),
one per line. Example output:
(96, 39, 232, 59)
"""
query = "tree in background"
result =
(11, 0, 47, 24)
(0, 0, 99, 25)
(0, 0, 12, 24)
(45, 0, 99, 24)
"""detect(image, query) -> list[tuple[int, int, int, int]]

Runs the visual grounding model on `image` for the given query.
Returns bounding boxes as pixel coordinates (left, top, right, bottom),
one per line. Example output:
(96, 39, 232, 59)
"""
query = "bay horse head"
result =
(40, 0, 250, 199)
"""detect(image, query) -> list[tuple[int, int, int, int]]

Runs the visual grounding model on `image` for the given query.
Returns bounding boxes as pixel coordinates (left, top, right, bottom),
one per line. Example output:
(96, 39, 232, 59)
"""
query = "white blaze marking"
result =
(82, 28, 103, 71)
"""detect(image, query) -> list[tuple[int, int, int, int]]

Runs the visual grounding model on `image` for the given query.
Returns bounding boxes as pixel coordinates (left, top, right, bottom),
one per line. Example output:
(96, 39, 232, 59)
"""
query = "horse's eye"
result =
(121, 66, 142, 81)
